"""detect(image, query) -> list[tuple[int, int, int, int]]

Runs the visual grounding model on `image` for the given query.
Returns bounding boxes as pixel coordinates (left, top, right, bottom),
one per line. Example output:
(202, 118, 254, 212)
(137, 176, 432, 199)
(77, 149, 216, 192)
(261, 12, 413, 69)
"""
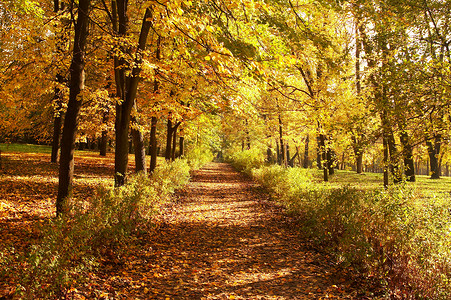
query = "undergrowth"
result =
(15, 159, 191, 299)
(186, 145, 214, 170)
(231, 151, 451, 299)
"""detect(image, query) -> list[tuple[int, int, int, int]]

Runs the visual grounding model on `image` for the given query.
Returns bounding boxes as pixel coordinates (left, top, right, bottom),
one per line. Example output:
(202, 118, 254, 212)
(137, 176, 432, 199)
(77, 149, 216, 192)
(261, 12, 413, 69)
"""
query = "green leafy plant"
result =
(17, 159, 191, 298)
(243, 163, 451, 299)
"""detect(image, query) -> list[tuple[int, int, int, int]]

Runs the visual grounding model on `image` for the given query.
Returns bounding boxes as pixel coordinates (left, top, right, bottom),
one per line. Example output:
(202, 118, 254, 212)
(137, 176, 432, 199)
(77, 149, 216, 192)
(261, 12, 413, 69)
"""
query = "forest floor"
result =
(0, 152, 379, 299)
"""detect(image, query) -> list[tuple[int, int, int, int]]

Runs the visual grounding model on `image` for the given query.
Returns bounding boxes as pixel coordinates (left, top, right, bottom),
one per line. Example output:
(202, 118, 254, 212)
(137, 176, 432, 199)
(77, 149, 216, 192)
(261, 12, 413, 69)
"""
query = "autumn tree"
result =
(56, 0, 91, 215)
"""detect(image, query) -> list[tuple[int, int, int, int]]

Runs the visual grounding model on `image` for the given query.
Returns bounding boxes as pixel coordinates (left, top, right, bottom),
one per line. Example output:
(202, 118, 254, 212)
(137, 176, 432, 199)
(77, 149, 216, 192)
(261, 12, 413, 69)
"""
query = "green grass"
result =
(310, 169, 451, 195)
(0, 143, 52, 154)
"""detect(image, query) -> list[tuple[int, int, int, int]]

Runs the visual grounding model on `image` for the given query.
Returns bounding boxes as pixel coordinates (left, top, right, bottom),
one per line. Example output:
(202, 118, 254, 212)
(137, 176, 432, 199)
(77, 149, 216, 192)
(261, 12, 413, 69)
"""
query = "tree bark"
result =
(316, 135, 322, 169)
(383, 129, 389, 188)
(327, 148, 334, 176)
(303, 135, 309, 168)
(114, 6, 153, 186)
(149, 117, 158, 173)
(165, 117, 173, 160)
(245, 119, 250, 150)
(51, 95, 63, 163)
(148, 36, 161, 173)
(179, 135, 184, 157)
(278, 114, 286, 167)
(356, 153, 363, 174)
(171, 124, 177, 161)
(99, 106, 109, 156)
(56, 0, 91, 216)
(319, 134, 328, 182)
(426, 134, 441, 179)
(387, 129, 402, 183)
(132, 127, 146, 173)
(399, 130, 415, 182)
(131, 101, 146, 173)
(99, 131, 108, 156)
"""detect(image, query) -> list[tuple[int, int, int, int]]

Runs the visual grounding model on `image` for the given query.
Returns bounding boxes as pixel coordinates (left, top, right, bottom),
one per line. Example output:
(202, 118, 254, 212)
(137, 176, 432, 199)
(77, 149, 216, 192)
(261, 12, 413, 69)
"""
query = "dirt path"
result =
(86, 163, 368, 299)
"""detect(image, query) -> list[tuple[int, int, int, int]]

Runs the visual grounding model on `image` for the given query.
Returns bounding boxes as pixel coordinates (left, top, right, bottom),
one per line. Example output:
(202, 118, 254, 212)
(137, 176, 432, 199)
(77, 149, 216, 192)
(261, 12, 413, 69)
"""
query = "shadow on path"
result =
(92, 163, 366, 299)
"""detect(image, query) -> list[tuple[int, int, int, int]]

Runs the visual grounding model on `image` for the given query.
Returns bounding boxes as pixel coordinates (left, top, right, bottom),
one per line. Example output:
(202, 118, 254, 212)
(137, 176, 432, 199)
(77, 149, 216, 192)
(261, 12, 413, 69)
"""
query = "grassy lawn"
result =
(307, 168, 451, 195)
(0, 143, 52, 154)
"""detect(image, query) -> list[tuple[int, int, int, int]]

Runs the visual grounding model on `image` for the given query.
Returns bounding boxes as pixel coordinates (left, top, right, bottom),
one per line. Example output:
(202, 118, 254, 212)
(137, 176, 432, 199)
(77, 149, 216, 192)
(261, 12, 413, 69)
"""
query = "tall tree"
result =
(56, 0, 91, 215)
(113, 5, 153, 186)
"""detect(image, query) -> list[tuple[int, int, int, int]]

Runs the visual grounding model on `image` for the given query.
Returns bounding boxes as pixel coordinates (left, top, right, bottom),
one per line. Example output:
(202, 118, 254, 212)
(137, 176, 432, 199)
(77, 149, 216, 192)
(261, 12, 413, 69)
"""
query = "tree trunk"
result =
(114, 6, 153, 186)
(179, 135, 184, 157)
(56, 0, 91, 216)
(171, 124, 177, 161)
(426, 134, 441, 179)
(148, 37, 160, 173)
(327, 148, 334, 176)
(131, 101, 146, 173)
(316, 135, 322, 169)
(399, 130, 415, 182)
(165, 117, 173, 160)
(99, 130, 107, 156)
(51, 98, 63, 163)
(288, 148, 299, 167)
(245, 119, 251, 150)
(356, 153, 363, 174)
(303, 135, 309, 168)
(149, 117, 158, 173)
(278, 114, 286, 167)
(132, 128, 146, 173)
(387, 129, 402, 183)
(383, 130, 389, 188)
(319, 134, 328, 182)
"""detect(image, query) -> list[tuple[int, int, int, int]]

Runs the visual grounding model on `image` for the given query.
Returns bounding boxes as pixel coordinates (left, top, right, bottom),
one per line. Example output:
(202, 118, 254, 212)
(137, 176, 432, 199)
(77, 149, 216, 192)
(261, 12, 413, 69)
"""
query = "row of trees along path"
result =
(82, 163, 377, 299)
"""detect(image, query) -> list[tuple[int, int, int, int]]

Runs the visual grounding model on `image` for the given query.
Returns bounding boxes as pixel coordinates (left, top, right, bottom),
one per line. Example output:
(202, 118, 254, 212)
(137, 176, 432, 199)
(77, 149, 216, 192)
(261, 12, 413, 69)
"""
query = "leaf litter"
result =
(0, 154, 377, 299)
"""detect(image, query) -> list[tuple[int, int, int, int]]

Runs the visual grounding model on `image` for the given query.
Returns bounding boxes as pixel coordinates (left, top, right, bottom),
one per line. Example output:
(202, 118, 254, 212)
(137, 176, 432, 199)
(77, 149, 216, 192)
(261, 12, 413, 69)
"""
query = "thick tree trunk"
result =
(149, 117, 158, 173)
(99, 130, 107, 156)
(387, 129, 402, 183)
(56, 0, 91, 216)
(179, 136, 184, 158)
(399, 130, 415, 182)
(114, 7, 153, 186)
(131, 101, 146, 173)
(282, 142, 288, 167)
(132, 128, 146, 173)
(356, 153, 363, 174)
(426, 134, 441, 179)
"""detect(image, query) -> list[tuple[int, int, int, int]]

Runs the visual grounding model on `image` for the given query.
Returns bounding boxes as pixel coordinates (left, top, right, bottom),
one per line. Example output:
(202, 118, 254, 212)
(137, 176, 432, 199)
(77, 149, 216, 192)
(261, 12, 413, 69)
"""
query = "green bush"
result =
(185, 145, 214, 170)
(227, 148, 265, 175)
(17, 160, 191, 298)
(249, 165, 451, 299)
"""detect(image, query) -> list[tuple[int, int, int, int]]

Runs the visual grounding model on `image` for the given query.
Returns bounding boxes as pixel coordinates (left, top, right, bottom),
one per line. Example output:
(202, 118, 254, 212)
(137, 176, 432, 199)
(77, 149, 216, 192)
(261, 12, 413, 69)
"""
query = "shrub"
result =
(185, 145, 214, 170)
(227, 148, 265, 175)
(17, 159, 191, 298)
(247, 164, 451, 299)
